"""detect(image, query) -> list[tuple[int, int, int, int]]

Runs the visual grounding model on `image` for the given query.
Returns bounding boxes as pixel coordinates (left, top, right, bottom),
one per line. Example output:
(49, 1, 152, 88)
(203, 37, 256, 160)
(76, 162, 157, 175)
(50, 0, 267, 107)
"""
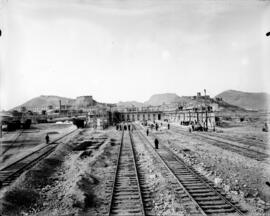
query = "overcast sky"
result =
(0, 0, 270, 110)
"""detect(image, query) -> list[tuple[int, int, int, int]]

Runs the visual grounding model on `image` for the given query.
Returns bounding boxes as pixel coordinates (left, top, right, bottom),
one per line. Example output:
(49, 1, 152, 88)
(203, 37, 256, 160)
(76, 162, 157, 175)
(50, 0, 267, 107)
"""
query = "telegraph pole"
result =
(204, 89, 208, 130)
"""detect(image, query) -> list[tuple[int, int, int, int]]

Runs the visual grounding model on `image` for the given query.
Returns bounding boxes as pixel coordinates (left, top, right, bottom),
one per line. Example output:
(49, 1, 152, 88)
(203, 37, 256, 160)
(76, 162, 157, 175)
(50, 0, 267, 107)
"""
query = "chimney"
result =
(59, 100, 61, 114)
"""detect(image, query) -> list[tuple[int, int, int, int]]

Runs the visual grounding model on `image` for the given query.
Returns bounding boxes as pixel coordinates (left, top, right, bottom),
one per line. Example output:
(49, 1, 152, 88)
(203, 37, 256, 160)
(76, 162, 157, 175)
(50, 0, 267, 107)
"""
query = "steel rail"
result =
(0, 128, 78, 172)
(0, 129, 78, 187)
(128, 130, 146, 216)
(134, 125, 207, 216)
(107, 128, 146, 216)
(107, 129, 124, 216)
(135, 123, 245, 216)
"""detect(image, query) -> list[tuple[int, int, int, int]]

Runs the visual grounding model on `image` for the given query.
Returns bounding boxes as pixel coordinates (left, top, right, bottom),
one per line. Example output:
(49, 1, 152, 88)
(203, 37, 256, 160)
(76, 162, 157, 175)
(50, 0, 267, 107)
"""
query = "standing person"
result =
(45, 133, 50, 144)
(168, 123, 170, 130)
(154, 138, 159, 149)
(146, 128, 149, 136)
(155, 123, 158, 131)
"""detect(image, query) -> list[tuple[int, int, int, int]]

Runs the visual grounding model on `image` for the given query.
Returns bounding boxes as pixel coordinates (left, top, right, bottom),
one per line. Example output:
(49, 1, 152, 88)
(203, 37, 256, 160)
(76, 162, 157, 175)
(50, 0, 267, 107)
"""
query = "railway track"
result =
(1, 129, 24, 155)
(0, 129, 78, 188)
(107, 129, 145, 216)
(201, 132, 266, 149)
(134, 124, 246, 216)
(170, 126, 269, 162)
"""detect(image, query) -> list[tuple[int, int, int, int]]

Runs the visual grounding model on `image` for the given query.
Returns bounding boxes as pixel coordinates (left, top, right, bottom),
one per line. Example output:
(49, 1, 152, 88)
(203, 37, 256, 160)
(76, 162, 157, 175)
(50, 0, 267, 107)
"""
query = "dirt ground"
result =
(0, 123, 76, 169)
(0, 127, 123, 216)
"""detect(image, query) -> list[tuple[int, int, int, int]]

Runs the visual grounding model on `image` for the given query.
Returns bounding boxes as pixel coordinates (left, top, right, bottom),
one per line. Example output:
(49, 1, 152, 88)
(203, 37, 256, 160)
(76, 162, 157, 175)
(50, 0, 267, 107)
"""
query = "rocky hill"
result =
(13, 95, 98, 110)
(74, 96, 97, 108)
(16, 95, 74, 109)
(117, 101, 143, 107)
(216, 90, 270, 111)
(116, 92, 243, 112)
(144, 93, 181, 106)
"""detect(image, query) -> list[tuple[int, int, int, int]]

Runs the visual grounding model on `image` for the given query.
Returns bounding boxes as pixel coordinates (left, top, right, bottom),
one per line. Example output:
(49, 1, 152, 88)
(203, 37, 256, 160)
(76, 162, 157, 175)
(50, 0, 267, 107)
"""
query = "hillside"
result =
(117, 101, 143, 107)
(116, 92, 244, 111)
(17, 95, 74, 109)
(144, 93, 181, 106)
(13, 95, 99, 110)
(216, 90, 270, 110)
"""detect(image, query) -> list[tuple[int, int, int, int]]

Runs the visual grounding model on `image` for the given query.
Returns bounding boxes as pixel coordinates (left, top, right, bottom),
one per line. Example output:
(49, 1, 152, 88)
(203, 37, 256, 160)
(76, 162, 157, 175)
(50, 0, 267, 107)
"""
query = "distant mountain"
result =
(14, 90, 257, 112)
(117, 101, 143, 107)
(144, 93, 181, 106)
(117, 92, 244, 111)
(216, 90, 270, 110)
(17, 95, 74, 109)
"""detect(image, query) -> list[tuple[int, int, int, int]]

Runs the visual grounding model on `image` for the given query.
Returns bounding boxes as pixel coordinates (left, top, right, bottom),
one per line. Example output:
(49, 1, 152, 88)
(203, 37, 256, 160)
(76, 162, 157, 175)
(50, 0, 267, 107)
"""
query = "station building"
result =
(118, 105, 216, 129)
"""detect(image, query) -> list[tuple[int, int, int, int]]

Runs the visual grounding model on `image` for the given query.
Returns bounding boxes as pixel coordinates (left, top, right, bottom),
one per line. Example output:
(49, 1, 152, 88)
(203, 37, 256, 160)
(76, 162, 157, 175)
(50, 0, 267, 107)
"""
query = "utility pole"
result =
(59, 100, 61, 116)
(204, 89, 208, 130)
(0, 120, 2, 156)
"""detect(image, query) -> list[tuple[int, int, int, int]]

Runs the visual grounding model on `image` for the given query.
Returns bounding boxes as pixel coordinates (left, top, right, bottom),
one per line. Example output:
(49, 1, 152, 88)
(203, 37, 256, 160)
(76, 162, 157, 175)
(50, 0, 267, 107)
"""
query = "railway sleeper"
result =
(179, 176, 200, 179)
(188, 188, 213, 193)
(110, 213, 143, 216)
(114, 188, 139, 193)
(203, 208, 235, 214)
(113, 194, 141, 199)
(190, 191, 217, 197)
(201, 204, 233, 209)
(114, 185, 138, 189)
(173, 171, 193, 175)
(114, 191, 140, 196)
(110, 210, 143, 216)
(115, 180, 138, 184)
(143, 197, 153, 202)
(181, 185, 209, 189)
(180, 177, 201, 181)
(144, 202, 153, 208)
(116, 175, 137, 178)
(112, 202, 142, 208)
(181, 183, 206, 187)
(140, 184, 153, 189)
(141, 190, 151, 195)
(195, 196, 222, 201)
(197, 200, 227, 205)
(174, 171, 192, 175)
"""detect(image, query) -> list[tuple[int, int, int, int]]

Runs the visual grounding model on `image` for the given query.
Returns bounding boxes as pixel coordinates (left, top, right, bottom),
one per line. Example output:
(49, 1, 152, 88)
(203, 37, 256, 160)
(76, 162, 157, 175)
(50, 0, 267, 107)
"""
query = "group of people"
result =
(116, 123, 133, 131)
(144, 121, 170, 132)
(144, 121, 170, 149)
(187, 121, 208, 132)
(115, 120, 168, 150)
